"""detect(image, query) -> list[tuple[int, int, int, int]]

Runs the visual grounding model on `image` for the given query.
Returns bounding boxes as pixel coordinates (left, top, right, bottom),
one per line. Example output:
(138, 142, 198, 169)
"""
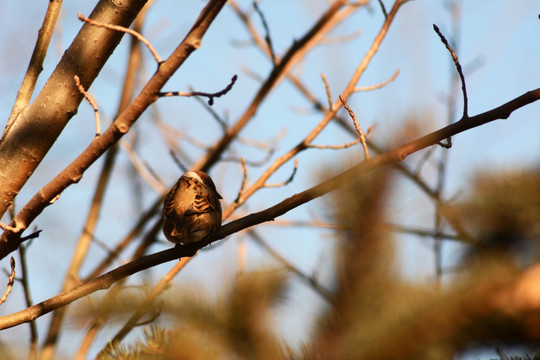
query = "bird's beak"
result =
(216, 191, 223, 199)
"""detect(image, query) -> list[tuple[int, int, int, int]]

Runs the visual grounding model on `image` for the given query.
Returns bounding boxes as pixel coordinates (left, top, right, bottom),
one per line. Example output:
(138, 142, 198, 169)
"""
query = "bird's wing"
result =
(185, 192, 216, 216)
(162, 179, 181, 218)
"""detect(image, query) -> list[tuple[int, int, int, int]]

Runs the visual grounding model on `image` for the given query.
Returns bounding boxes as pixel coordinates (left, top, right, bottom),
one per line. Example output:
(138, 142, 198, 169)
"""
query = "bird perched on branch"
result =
(162, 170, 222, 245)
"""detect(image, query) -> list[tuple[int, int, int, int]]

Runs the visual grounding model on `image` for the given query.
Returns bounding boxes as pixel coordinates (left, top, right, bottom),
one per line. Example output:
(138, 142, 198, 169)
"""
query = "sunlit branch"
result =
(353, 69, 400, 92)
(0, 257, 15, 305)
(78, 12, 163, 64)
(74, 75, 101, 136)
(339, 95, 370, 159)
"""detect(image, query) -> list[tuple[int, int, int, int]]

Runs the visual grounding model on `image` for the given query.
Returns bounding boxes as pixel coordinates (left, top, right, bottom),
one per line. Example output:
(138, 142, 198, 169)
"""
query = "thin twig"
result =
(262, 218, 338, 229)
(353, 68, 400, 92)
(339, 95, 370, 159)
(191, 91, 228, 131)
(437, 137, 452, 149)
(0, 257, 15, 305)
(169, 149, 189, 174)
(234, 157, 248, 204)
(433, 24, 468, 118)
(307, 137, 362, 150)
(120, 139, 168, 195)
(78, 12, 163, 64)
(264, 159, 298, 188)
(385, 223, 461, 241)
(229, 0, 274, 60)
(377, 0, 388, 19)
(221, 148, 275, 167)
(74, 75, 101, 136)
(320, 27, 363, 45)
(74, 317, 104, 360)
(18, 244, 37, 359)
(321, 73, 333, 110)
(157, 75, 238, 106)
(253, 2, 276, 65)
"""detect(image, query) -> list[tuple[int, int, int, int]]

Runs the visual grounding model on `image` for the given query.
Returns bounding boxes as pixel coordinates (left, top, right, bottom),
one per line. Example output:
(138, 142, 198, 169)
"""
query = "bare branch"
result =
(307, 137, 362, 150)
(17, 245, 37, 358)
(39, 4, 152, 350)
(78, 12, 163, 64)
(6, 0, 63, 132)
(74, 75, 101, 136)
(433, 24, 468, 118)
(221, 148, 275, 167)
(253, 2, 277, 65)
(220, 87, 540, 243)
(120, 139, 168, 195)
(385, 223, 462, 241)
(191, 92, 228, 131)
(378, 0, 389, 19)
(234, 157, 248, 204)
(157, 75, 238, 106)
(169, 149, 189, 174)
(353, 68, 400, 92)
(339, 95, 370, 158)
(321, 73, 334, 110)
(437, 137, 453, 149)
(264, 159, 299, 188)
(229, 0, 274, 60)
(0, 257, 15, 306)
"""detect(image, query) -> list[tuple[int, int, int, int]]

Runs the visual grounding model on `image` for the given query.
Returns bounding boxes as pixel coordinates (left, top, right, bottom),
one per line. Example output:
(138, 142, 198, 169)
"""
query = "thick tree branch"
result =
(0, 87, 537, 330)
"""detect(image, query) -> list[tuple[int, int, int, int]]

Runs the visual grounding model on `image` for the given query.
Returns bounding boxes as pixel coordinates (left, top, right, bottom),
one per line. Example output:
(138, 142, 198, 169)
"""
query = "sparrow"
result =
(162, 170, 223, 245)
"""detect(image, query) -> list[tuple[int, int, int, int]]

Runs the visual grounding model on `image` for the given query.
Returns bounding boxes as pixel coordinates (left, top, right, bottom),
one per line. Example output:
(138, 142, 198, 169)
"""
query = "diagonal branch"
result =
(6, 0, 63, 132)
(0, 87, 537, 330)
